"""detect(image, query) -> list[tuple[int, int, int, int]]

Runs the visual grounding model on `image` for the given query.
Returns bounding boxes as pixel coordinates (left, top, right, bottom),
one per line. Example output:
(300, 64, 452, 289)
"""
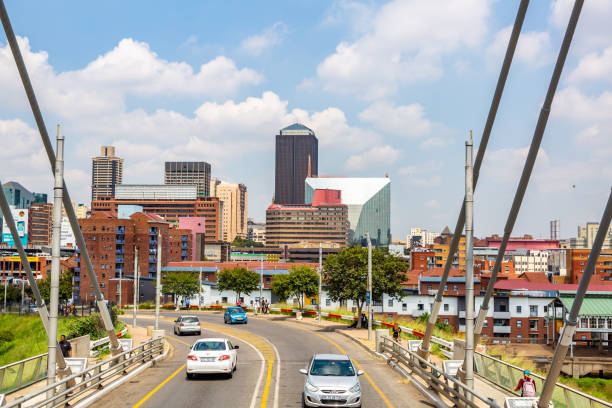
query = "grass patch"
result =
(559, 377, 612, 403)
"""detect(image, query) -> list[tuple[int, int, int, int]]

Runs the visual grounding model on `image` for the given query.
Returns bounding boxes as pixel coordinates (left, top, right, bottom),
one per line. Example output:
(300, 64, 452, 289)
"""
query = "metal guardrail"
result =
(90, 327, 129, 356)
(380, 336, 500, 408)
(474, 352, 612, 408)
(0, 354, 47, 394)
(4, 337, 164, 408)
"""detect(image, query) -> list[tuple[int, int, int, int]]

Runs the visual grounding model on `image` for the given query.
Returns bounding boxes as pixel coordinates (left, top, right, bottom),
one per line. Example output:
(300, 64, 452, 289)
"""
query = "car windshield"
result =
(182, 317, 199, 323)
(193, 341, 226, 351)
(310, 359, 355, 376)
(228, 308, 243, 314)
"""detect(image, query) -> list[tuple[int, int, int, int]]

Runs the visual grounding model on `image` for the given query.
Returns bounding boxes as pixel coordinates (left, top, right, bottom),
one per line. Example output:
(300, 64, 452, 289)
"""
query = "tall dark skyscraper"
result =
(164, 161, 211, 197)
(274, 123, 318, 204)
(92, 146, 123, 201)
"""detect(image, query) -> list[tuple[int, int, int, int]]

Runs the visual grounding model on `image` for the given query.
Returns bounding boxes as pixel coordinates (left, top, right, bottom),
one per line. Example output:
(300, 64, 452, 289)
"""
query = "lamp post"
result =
(132, 247, 138, 328)
(155, 231, 161, 330)
(318, 243, 322, 325)
(366, 233, 372, 341)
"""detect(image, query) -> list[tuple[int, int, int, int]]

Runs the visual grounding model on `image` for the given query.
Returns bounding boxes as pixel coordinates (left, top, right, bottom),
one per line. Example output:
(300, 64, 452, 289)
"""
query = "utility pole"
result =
(199, 266, 203, 311)
(155, 231, 161, 330)
(366, 233, 372, 340)
(132, 247, 138, 328)
(47, 133, 64, 401)
(3, 275, 9, 314)
(259, 255, 263, 314)
(417, 0, 529, 360)
(118, 267, 122, 310)
(318, 243, 322, 325)
(463, 134, 475, 399)
(539, 188, 612, 408)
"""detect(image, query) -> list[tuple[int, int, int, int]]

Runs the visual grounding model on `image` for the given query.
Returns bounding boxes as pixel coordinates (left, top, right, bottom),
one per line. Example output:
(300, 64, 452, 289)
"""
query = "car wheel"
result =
(186, 373, 193, 380)
(227, 370, 233, 379)
(301, 393, 306, 408)
(197, 331, 201, 336)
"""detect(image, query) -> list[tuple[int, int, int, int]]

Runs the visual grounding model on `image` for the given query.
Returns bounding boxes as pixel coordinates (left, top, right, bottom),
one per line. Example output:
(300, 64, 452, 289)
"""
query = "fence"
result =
(474, 352, 612, 408)
(4, 337, 164, 408)
(380, 336, 500, 408)
(0, 354, 47, 394)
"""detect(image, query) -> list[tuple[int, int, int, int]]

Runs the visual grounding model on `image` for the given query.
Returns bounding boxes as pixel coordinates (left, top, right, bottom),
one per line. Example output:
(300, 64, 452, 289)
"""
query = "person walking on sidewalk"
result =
(514, 370, 537, 397)
(392, 322, 402, 343)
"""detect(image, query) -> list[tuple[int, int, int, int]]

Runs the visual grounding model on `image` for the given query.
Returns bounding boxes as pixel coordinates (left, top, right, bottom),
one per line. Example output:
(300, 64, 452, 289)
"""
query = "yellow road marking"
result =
(272, 321, 395, 408)
(132, 364, 186, 408)
(261, 360, 274, 408)
(166, 336, 192, 347)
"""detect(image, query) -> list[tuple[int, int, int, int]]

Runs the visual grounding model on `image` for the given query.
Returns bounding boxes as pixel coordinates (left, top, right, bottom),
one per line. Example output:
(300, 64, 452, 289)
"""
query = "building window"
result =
(529, 320, 538, 330)
(417, 304, 424, 311)
(499, 304, 507, 312)
(516, 305, 522, 314)
(543, 305, 548, 314)
(517, 334, 522, 343)
(443, 303, 449, 312)
(581, 335, 587, 341)
(388, 299, 393, 307)
(326, 299, 331, 307)
(529, 305, 538, 317)
(544, 319, 548, 328)
(222, 297, 228, 303)
(516, 320, 522, 328)
(453, 285, 458, 292)
(483, 319, 488, 327)
(402, 303, 407, 312)
(427, 285, 432, 291)
(443, 318, 449, 325)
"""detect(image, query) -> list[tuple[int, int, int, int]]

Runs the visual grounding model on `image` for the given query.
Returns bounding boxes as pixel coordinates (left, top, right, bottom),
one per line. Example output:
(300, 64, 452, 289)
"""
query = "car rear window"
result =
(310, 359, 355, 376)
(193, 341, 226, 351)
(182, 317, 199, 323)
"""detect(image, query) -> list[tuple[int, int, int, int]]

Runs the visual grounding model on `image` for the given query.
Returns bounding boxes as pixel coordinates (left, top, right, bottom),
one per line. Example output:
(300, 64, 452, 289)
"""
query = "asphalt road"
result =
(92, 311, 433, 408)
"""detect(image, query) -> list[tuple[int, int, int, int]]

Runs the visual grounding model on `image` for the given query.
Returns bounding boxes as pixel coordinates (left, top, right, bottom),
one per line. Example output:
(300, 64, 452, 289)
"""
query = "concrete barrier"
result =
(375, 329, 388, 353)
(151, 329, 165, 340)
(70, 335, 91, 358)
(147, 326, 153, 337)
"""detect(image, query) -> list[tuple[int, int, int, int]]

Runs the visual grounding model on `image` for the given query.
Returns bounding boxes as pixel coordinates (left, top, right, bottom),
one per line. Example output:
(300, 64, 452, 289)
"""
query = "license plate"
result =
(234, 317, 243, 320)
(324, 395, 344, 400)
(200, 357, 215, 362)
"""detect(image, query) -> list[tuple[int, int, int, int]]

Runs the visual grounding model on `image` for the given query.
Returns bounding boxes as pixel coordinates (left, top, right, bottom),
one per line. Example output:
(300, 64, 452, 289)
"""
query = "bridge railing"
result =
(380, 336, 500, 408)
(474, 352, 612, 408)
(4, 337, 164, 408)
(0, 354, 47, 394)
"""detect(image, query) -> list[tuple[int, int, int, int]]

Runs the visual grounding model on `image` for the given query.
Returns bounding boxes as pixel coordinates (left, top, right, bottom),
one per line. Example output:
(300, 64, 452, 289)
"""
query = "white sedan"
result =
(186, 338, 239, 379)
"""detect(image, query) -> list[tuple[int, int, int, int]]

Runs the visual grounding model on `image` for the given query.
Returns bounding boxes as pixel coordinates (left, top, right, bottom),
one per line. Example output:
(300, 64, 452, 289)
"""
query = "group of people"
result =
(249, 298, 270, 314)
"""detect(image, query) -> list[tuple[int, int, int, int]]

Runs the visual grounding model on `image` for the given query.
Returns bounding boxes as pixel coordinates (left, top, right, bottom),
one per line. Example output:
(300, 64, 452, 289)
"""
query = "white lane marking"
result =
(270, 341, 281, 408)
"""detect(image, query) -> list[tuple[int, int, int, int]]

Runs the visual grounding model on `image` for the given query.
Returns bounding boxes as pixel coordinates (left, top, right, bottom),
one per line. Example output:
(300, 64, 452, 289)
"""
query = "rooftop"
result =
(558, 292, 612, 317)
(305, 177, 390, 205)
(279, 123, 314, 136)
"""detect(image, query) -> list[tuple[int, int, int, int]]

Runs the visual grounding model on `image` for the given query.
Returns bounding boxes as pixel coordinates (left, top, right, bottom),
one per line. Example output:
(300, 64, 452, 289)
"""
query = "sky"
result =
(0, 0, 611, 241)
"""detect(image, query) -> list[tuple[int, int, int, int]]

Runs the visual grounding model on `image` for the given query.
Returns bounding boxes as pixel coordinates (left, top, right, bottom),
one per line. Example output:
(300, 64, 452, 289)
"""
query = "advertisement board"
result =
(60, 216, 76, 247)
(1, 208, 28, 246)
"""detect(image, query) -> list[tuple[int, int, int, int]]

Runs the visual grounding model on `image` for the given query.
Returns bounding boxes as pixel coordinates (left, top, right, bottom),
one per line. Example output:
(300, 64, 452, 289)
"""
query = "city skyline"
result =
(0, 1, 611, 240)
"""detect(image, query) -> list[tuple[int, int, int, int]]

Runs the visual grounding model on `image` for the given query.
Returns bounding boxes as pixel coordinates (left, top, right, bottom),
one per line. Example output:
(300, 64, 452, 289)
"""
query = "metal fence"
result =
(0, 354, 47, 394)
(380, 336, 500, 408)
(4, 337, 164, 408)
(474, 352, 612, 408)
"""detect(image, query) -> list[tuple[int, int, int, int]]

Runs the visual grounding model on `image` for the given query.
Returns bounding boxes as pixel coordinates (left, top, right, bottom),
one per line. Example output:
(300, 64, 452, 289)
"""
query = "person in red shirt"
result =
(514, 370, 537, 397)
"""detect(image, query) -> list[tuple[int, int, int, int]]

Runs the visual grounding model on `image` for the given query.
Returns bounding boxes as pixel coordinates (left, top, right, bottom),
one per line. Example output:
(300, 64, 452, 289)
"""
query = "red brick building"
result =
(28, 203, 53, 246)
(410, 248, 434, 270)
(568, 249, 612, 284)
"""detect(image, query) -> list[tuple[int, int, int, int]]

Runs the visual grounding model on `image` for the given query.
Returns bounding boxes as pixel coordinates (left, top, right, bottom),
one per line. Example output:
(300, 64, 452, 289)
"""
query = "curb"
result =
(73, 341, 171, 408)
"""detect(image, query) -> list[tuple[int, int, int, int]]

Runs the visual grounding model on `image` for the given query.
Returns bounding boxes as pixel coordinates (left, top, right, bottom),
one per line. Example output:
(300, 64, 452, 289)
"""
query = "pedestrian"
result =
(360, 312, 368, 328)
(264, 299, 269, 314)
(514, 370, 537, 397)
(254, 298, 260, 314)
(392, 322, 402, 343)
(185, 298, 190, 309)
(237, 298, 242, 308)
(59, 335, 72, 358)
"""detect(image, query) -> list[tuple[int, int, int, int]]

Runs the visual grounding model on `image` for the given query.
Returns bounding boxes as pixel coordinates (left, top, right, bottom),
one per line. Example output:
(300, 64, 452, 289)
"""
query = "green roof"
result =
(558, 293, 612, 317)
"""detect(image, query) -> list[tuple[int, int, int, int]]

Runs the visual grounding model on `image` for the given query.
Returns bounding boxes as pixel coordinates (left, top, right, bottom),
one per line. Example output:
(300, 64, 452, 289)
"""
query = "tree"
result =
(231, 237, 264, 248)
(323, 246, 405, 328)
(216, 267, 260, 303)
(270, 266, 319, 310)
(0, 284, 21, 303)
(37, 270, 74, 303)
(161, 271, 200, 306)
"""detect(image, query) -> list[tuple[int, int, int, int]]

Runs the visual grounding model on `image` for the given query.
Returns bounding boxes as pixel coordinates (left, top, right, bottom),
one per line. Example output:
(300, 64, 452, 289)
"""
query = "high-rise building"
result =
(305, 177, 391, 246)
(164, 161, 211, 197)
(210, 179, 222, 197)
(266, 189, 348, 247)
(247, 219, 266, 244)
(407, 227, 438, 248)
(569, 222, 612, 249)
(550, 220, 560, 240)
(215, 183, 248, 242)
(2, 181, 47, 208)
(275, 123, 318, 204)
(28, 203, 53, 246)
(92, 146, 123, 201)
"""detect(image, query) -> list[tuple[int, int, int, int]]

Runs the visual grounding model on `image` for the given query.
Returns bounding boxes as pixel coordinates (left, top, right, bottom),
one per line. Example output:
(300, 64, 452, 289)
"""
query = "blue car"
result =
(224, 307, 248, 324)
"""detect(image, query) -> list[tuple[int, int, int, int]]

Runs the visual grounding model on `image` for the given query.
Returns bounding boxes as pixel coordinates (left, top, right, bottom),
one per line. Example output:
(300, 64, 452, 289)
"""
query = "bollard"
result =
(375, 329, 388, 353)
(147, 325, 154, 337)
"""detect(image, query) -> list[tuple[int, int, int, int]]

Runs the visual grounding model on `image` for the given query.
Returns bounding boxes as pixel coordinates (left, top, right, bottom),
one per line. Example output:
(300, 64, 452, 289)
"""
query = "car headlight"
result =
(349, 384, 360, 393)
(305, 381, 319, 392)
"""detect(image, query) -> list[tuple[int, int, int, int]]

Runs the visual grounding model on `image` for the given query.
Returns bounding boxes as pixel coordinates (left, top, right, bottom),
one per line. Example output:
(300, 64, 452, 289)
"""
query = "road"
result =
(92, 311, 432, 408)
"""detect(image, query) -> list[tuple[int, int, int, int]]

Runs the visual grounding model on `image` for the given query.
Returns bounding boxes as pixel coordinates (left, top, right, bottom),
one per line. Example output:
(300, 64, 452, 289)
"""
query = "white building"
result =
(511, 250, 550, 274)
(407, 227, 438, 248)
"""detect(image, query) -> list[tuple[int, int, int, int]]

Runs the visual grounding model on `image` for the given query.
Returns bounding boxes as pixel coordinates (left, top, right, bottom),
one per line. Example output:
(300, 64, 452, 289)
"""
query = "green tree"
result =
(161, 271, 200, 306)
(37, 270, 74, 303)
(0, 284, 21, 303)
(216, 267, 260, 303)
(270, 266, 319, 310)
(323, 246, 405, 328)
(231, 237, 264, 248)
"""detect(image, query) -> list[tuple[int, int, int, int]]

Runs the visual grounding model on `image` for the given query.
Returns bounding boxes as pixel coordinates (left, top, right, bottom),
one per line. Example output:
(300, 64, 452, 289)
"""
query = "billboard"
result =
(2, 208, 28, 246)
(60, 216, 76, 247)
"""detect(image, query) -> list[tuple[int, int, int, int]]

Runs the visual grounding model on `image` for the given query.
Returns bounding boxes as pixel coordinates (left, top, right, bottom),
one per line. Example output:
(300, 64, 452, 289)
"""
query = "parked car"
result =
(186, 338, 239, 379)
(224, 307, 248, 324)
(299, 354, 363, 407)
(173, 315, 201, 336)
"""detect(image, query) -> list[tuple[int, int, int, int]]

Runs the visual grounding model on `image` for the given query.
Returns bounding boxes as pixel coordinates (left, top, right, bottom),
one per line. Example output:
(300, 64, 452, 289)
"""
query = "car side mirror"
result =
(234, 345, 239, 349)
(357, 370, 364, 376)
(299, 368, 308, 375)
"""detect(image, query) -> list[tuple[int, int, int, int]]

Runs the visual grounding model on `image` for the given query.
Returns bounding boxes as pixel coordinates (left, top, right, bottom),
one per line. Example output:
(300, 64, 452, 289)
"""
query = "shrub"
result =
(138, 302, 155, 310)
(65, 315, 106, 340)
(0, 330, 14, 343)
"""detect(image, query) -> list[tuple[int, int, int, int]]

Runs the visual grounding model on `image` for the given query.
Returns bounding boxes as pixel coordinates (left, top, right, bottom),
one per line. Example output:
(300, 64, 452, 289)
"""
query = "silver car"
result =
(173, 315, 201, 336)
(299, 354, 363, 408)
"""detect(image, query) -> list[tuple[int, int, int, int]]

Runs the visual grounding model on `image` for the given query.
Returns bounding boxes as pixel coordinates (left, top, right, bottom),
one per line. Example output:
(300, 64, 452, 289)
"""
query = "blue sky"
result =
(0, 0, 611, 241)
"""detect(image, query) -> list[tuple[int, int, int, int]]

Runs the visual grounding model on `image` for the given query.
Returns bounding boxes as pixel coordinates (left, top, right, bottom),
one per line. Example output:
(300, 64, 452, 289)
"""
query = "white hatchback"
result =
(186, 338, 239, 379)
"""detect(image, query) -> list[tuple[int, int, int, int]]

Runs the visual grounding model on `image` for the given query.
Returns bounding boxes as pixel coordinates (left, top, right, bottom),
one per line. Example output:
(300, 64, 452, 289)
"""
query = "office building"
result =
(407, 227, 438, 248)
(215, 183, 248, 242)
(305, 177, 391, 246)
(266, 189, 348, 247)
(91, 195, 221, 242)
(550, 220, 560, 240)
(247, 219, 266, 244)
(169, 227, 193, 262)
(178, 217, 206, 261)
(62, 200, 90, 219)
(28, 203, 53, 246)
(115, 184, 198, 200)
(91, 146, 123, 201)
(275, 123, 318, 204)
(76, 212, 171, 302)
(2, 181, 47, 208)
(164, 161, 211, 197)
(569, 222, 612, 249)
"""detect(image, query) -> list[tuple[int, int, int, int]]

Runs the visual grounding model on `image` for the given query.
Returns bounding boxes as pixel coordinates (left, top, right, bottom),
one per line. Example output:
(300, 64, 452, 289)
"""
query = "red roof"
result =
(312, 189, 342, 206)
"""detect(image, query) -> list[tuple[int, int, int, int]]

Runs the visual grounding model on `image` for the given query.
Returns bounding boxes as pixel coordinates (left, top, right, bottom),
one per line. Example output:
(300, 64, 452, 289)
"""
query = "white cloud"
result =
(241, 22, 287, 56)
(344, 145, 400, 171)
(483, 147, 549, 184)
(550, 0, 612, 51)
(419, 137, 450, 150)
(398, 161, 442, 187)
(315, 0, 492, 98)
(553, 87, 612, 122)
(425, 199, 440, 209)
(358, 101, 431, 138)
(486, 26, 552, 67)
(568, 46, 612, 83)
